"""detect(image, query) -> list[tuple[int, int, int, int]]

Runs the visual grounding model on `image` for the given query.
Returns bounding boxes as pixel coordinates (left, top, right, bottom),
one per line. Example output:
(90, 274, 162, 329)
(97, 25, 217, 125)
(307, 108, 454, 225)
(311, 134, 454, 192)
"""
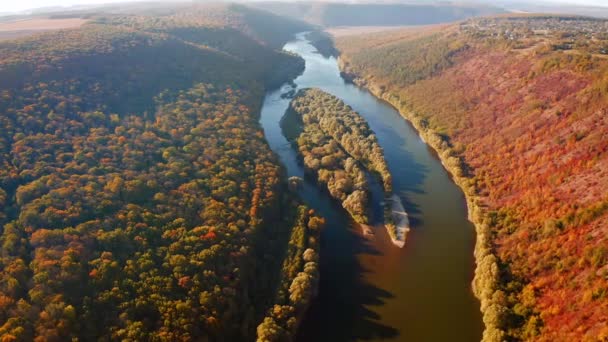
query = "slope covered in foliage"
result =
(0, 5, 316, 341)
(94, 3, 310, 47)
(337, 15, 608, 342)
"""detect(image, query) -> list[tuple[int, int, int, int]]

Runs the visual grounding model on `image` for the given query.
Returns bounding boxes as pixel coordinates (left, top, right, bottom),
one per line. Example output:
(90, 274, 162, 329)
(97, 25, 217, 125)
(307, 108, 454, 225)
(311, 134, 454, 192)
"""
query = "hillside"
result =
(336, 15, 608, 341)
(0, 18, 87, 41)
(0, 4, 319, 341)
(251, 1, 502, 27)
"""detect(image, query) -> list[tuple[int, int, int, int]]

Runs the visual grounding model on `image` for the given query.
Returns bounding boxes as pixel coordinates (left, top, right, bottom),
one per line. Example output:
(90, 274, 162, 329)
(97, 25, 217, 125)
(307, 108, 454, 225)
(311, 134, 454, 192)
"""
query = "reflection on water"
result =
(259, 32, 482, 341)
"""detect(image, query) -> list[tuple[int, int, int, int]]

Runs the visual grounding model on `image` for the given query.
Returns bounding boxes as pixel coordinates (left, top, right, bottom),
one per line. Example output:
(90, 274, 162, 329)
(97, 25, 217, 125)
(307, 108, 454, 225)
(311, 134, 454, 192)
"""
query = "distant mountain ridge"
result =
(251, 1, 504, 27)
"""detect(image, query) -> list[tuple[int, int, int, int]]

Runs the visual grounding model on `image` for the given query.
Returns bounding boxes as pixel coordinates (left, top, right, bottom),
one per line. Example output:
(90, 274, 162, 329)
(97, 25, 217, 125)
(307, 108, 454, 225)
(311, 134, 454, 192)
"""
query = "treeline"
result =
(0, 4, 314, 341)
(285, 88, 392, 225)
(256, 205, 323, 341)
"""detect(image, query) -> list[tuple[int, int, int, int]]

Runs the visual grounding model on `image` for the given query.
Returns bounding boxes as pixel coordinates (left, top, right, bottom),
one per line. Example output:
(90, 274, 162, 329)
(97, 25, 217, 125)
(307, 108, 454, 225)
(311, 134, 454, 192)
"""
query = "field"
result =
(331, 24, 451, 52)
(326, 25, 415, 37)
(0, 17, 87, 40)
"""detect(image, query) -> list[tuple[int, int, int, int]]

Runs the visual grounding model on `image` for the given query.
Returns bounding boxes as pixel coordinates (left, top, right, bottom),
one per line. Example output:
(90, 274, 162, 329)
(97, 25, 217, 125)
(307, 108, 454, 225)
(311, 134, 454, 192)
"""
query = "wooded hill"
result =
(336, 15, 608, 341)
(0, 4, 321, 341)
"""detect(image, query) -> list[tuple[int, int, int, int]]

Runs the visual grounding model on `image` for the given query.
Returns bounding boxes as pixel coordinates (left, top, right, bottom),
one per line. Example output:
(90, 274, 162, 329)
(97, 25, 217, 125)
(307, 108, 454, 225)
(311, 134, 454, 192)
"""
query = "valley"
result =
(0, 2, 606, 341)
(260, 32, 482, 341)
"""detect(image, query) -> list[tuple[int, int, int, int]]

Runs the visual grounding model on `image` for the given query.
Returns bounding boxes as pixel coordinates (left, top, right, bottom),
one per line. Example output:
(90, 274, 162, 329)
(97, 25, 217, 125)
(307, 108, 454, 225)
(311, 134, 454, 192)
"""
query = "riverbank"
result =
(255, 204, 323, 341)
(338, 58, 504, 341)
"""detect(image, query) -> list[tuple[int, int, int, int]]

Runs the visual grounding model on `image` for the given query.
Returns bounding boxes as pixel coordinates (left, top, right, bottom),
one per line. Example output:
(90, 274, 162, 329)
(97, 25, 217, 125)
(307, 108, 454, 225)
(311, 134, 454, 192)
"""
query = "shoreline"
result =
(337, 56, 503, 341)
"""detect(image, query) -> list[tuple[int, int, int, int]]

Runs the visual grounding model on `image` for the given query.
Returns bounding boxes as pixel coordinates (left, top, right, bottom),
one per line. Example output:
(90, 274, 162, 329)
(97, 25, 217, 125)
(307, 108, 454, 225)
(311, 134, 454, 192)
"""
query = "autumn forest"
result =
(337, 15, 608, 341)
(1, 1, 607, 342)
(0, 4, 322, 341)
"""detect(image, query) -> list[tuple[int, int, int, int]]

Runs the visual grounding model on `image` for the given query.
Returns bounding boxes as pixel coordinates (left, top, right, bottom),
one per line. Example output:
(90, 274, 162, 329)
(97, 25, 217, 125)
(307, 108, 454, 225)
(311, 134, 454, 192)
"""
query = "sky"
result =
(1, 0, 608, 14)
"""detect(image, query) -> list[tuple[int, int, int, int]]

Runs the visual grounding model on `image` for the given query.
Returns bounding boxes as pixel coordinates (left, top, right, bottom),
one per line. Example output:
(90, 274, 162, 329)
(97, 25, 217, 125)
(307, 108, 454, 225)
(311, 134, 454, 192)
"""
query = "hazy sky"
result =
(1, 0, 152, 13)
(2, 0, 608, 14)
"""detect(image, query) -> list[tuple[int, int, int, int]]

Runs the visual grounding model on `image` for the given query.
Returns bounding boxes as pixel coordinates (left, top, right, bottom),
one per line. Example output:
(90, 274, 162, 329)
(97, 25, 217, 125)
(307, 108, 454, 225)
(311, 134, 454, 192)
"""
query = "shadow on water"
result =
(296, 201, 400, 341)
(300, 242, 400, 341)
(283, 123, 400, 341)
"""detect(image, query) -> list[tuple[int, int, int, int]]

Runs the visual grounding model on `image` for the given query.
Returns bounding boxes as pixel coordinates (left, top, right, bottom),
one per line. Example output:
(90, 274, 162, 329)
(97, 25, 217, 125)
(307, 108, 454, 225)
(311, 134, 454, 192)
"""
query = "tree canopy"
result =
(284, 88, 393, 226)
(0, 4, 316, 341)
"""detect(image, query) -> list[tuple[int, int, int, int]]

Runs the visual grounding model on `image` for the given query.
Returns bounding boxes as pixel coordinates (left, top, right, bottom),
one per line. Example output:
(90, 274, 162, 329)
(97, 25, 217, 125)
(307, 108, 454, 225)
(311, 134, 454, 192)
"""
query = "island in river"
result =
(283, 88, 409, 247)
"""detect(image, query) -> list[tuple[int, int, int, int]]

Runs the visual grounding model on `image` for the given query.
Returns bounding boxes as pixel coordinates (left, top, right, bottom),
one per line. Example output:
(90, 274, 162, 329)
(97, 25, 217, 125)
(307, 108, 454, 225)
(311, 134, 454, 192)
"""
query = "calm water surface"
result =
(259, 32, 483, 342)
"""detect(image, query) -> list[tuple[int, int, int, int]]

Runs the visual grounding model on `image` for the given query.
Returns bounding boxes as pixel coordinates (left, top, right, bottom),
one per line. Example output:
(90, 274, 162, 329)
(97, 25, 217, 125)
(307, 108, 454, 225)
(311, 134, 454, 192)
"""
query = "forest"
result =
(284, 89, 395, 235)
(336, 15, 608, 341)
(4, 1, 607, 340)
(0, 4, 323, 341)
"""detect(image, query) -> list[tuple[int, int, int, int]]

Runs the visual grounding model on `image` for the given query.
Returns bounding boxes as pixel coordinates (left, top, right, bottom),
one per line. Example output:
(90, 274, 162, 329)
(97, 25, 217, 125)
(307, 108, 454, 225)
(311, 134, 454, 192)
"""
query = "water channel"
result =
(259, 32, 483, 342)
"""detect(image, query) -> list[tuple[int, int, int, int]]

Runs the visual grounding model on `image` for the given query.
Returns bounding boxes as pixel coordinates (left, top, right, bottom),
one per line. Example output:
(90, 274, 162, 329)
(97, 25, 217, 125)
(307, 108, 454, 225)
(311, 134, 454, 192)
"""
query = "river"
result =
(259, 32, 483, 341)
